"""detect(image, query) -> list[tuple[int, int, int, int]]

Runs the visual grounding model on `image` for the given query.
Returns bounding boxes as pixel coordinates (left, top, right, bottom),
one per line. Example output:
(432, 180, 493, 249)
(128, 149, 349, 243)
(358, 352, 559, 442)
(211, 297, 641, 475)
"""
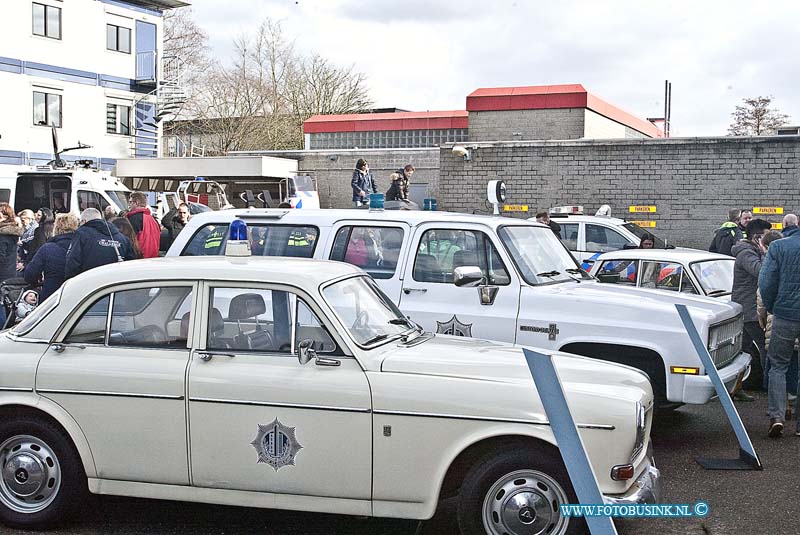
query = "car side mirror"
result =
(622, 243, 638, 249)
(454, 266, 485, 287)
(596, 273, 619, 284)
(298, 338, 316, 365)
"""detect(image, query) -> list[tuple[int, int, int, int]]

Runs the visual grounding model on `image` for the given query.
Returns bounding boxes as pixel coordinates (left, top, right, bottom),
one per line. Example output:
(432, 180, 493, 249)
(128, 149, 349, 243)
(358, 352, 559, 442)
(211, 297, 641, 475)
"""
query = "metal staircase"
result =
(130, 55, 188, 158)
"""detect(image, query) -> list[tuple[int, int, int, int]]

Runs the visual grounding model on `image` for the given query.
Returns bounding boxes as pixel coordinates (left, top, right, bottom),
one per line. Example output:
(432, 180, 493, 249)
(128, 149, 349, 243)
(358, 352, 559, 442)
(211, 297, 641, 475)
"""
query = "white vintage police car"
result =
(0, 248, 659, 534)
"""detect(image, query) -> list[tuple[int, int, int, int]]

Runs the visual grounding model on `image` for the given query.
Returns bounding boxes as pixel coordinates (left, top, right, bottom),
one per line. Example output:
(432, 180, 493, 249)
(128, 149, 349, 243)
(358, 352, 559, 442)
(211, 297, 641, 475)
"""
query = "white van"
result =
(166, 208, 749, 409)
(0, 164, 130, 215)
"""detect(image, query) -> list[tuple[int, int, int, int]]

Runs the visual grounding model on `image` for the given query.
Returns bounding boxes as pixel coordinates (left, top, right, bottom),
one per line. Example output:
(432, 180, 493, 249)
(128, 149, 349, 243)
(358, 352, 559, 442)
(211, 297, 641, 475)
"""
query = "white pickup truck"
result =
(167, 208, 749, 408)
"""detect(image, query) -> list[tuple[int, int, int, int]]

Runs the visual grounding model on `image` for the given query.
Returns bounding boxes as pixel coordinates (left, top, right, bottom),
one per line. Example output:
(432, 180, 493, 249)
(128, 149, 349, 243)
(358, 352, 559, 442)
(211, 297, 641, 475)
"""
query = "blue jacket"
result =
(351, 169, 377, 202)
(24, 232, 74, 301)
(759, 226, 800, 321)
(65, 220, 135, 280)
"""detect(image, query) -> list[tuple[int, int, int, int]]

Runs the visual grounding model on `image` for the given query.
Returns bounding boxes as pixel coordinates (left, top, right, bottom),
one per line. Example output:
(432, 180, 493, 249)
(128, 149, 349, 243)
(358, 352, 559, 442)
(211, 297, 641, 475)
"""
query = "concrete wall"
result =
(438, 136, 800, 249)
(468, 109, 586, 142)
(584, 109, 648, 139)
(260, 148, 439, 208)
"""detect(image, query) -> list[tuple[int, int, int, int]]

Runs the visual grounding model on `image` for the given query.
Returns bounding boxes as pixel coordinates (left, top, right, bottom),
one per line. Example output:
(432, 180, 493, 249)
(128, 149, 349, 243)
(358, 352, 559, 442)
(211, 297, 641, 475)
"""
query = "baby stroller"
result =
(1, 277, 31, 330)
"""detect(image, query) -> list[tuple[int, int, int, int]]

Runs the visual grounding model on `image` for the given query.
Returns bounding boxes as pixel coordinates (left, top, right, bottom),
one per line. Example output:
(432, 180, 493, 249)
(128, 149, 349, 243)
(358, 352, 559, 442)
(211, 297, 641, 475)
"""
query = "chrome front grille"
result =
(707, 314, 743, 369)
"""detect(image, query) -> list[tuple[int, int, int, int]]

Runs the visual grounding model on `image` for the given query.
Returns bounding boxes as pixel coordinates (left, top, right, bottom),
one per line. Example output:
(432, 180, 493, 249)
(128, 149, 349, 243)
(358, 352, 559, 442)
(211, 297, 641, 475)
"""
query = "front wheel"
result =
(0, 417, 87, 529)
(457, 448, 584, 535)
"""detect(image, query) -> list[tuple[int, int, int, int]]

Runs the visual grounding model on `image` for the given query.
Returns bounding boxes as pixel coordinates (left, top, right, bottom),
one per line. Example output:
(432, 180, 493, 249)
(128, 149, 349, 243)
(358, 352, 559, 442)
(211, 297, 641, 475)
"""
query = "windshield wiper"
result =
(564, 268, 584, 283)
(362, 333, 391, 345)
(536, 270, 561, 278)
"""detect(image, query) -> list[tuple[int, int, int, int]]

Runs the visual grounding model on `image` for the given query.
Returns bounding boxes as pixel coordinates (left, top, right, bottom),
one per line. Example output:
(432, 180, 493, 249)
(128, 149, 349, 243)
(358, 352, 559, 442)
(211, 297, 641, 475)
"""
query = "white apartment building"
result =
(0, 0, 187, 172)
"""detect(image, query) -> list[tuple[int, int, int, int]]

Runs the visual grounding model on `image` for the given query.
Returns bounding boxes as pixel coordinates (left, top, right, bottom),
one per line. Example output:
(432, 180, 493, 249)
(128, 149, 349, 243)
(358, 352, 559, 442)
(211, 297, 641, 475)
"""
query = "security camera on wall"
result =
(452, 145, 471, 161)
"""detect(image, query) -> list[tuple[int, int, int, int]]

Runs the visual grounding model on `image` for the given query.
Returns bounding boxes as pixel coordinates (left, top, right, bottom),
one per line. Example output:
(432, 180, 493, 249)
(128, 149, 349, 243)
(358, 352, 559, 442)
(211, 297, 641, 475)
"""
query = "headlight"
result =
(631, 401, 647, 462)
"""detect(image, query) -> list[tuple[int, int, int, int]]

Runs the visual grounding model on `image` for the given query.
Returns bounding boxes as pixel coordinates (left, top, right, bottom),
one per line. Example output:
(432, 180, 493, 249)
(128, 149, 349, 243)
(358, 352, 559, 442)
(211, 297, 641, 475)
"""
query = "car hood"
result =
(380, 334, 651, 404)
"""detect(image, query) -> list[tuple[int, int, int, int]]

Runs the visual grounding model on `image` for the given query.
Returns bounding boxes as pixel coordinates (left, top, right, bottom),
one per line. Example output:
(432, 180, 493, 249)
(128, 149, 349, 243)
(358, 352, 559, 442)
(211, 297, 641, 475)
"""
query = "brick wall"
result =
(468, 109, 586, 142)
(438, 136, 800, 249)
(261, 148, 439, 208)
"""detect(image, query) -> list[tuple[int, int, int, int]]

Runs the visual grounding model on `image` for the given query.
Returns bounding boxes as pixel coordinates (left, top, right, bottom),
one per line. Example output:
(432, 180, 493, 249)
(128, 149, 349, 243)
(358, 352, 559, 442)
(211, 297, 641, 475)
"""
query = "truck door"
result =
(398, 223, 519, 343)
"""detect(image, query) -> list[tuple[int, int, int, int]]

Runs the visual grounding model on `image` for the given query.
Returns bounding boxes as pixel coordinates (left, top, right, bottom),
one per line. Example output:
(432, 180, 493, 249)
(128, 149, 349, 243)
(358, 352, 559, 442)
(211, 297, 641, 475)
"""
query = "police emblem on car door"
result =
(436, 315, 473, 337)
(250, 418, 303, 470)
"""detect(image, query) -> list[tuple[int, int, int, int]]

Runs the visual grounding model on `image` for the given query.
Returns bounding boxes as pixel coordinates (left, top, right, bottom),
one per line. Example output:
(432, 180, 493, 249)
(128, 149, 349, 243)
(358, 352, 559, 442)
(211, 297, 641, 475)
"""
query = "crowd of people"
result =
(711, 209, 800, 438)
(0, 192, 192, 328)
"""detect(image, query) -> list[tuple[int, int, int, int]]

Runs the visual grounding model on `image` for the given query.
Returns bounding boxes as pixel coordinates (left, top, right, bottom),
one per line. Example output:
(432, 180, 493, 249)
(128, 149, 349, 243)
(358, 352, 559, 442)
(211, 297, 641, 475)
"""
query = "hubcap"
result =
(0, 435, 62, 514)
(482, 469, 569, 535)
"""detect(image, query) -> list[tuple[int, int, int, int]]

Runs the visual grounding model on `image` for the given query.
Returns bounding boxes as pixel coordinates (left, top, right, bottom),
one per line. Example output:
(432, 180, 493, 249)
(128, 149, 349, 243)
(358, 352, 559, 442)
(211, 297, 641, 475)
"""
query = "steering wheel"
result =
(352, 310, 370, 331)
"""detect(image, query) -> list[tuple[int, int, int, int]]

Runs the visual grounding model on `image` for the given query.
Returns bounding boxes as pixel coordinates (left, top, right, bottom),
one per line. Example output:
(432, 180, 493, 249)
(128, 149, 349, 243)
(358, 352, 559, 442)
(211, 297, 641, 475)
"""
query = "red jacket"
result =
(126, 207, 161, 258)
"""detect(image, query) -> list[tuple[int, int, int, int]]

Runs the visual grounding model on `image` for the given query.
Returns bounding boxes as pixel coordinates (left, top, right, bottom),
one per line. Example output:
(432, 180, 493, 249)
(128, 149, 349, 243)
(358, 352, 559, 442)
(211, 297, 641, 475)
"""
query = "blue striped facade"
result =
(0, 56, 151, 94)
(0, 150, 116, 171)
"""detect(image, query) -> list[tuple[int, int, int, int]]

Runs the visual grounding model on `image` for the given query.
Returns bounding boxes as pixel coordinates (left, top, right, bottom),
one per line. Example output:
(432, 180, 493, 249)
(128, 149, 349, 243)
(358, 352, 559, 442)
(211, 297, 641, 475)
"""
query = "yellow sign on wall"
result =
(630, 220, 657, 228)
(753, 207, 784, 215)
(629, 206, 657, 213)
(771, 222, 784, 230)
(504, 205, 529, 212)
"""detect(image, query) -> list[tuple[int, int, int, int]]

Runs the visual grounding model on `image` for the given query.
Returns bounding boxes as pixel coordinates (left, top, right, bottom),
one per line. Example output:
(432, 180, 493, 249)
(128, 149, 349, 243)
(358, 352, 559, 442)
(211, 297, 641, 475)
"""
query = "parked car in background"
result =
(166, 209, 749, 409)
(0, 255, 660, 533)
(539, 207, 672, 269)
(589, 249, 734, 300)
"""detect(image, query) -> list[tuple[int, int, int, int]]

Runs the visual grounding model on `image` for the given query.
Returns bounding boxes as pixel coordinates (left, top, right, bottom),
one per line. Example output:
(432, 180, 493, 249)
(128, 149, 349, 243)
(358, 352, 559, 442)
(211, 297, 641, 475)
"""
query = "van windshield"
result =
(499, 225, 590, 284)
(105, 190, 130, 211)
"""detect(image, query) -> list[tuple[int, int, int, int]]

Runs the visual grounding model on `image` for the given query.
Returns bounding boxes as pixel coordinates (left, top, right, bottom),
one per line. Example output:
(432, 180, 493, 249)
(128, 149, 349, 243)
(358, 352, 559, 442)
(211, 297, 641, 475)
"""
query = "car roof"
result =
(187, 208, 549, 230)
(544, 215, 629, 225)
(595, 248, 733, 262)
(61, 256, 363, 295)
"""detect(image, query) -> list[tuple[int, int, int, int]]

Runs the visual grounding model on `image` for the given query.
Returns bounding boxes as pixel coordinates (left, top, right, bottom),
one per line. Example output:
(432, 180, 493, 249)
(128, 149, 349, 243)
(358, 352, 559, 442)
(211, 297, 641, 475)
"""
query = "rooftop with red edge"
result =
(303, 84, 661, 138)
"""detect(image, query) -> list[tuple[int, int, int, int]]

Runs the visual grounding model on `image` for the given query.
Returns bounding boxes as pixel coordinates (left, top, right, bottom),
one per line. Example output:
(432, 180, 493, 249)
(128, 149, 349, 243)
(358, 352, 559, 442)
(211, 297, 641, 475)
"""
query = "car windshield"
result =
(10, 288, 61, 336)
(691, 259, 734, 295)
(105, 190, 130, 211)
(498, 225, 589, 284)
(322, 276, 415, 346)
(622, 223, 667, 248)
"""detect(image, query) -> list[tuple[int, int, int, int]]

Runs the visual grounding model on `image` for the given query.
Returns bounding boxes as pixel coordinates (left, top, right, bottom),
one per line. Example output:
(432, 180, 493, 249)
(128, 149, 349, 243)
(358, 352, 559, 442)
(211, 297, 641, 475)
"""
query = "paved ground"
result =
(7, 391, 799, 534)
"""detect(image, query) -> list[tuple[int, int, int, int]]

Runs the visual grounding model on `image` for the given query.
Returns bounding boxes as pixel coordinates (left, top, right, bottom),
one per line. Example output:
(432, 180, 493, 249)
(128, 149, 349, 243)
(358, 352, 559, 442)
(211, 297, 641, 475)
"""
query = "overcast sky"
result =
(189, 0, 800, 136)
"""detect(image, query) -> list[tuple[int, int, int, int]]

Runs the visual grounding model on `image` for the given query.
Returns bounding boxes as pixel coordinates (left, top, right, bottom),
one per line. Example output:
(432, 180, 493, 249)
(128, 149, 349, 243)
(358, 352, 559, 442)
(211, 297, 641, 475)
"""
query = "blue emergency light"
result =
(225, 219, 251, 257)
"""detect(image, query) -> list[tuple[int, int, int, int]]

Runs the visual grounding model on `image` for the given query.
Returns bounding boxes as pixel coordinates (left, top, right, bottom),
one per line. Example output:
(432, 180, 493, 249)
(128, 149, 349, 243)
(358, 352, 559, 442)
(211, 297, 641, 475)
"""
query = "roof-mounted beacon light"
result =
(226, 219, 251, 257)
(487, 180, 506, 216)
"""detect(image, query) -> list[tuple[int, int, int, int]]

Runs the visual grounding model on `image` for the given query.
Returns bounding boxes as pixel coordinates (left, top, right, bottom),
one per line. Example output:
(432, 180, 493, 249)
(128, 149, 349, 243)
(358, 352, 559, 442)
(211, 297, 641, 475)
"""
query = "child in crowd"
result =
(15, 289, 38, 322)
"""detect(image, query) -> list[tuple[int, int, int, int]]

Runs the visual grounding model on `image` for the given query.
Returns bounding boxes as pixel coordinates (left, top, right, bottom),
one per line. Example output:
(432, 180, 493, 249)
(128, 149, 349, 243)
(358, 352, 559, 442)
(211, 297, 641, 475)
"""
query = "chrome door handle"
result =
(197, 351, 236, 361)
(315, 357, 341, 367)
(403, 288, 428, 294)
(51, 343, 84, 353)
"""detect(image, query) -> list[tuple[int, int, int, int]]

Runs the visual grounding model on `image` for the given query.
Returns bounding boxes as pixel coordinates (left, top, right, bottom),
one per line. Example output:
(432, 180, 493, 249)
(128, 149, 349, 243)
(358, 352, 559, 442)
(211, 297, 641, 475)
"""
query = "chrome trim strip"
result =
(38, 389, 184, 401)
(372, 409, 615, 430)
(0, 387, 34, 393)
(189, 397, 371, 414)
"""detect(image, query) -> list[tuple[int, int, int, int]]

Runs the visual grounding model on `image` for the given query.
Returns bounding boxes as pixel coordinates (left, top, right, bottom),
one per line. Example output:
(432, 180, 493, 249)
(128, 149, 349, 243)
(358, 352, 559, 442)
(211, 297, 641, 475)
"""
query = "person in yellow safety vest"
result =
(287, 230, 310, 247)
(204, 226, 225, 252)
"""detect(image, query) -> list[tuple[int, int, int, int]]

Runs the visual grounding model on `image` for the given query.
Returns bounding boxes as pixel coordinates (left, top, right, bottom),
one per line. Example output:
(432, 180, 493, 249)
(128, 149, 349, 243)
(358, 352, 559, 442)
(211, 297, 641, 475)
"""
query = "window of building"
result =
(33, 91, 62, 127)
(413, 229, 510, 285)
(330, 226, 405, 280)
(32, 2, 61, 39)
(107, 104, 131, 135)
(106, 23, 131, 53)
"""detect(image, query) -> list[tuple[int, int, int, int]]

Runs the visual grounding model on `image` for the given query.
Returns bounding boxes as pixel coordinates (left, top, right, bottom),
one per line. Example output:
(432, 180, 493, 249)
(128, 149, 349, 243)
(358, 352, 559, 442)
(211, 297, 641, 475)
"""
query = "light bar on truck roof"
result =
(549, 205, 584, 216)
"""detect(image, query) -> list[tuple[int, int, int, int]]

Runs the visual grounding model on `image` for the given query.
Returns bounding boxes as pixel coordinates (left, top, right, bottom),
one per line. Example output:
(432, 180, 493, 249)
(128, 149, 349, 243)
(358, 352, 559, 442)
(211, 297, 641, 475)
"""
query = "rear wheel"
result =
(457, 448, 584, 535)
(0, 418, 87, 529)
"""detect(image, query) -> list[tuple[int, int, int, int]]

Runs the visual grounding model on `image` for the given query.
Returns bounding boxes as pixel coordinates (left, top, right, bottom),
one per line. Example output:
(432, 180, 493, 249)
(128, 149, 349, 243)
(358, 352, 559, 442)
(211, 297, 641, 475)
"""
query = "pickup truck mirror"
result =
(596, 273, 619, 284)
(453, 266, 485, 287)
(622, 243, 638, 250)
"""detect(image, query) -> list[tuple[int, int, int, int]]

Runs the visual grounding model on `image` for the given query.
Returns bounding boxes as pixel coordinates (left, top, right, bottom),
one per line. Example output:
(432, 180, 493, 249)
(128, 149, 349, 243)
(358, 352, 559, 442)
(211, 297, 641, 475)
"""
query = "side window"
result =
(77, 190, 109, 212)
(109, 287, 193, 348)
(558, 223, 579, 250)
(65, 295, 110, 344)
(640, 261, 683, 291)
(330, 226, 405, 280)
(413, 229, 509, 285)
(585, 225, 629, 253)
(296, 300, 337, 353)
(209, 287, 292, 353)
(596, 260, 638, 286)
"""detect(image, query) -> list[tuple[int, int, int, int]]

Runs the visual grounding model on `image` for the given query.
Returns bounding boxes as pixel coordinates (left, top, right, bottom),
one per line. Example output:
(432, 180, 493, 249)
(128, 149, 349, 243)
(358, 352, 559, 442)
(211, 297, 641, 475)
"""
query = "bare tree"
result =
(728, 96, 790, 136)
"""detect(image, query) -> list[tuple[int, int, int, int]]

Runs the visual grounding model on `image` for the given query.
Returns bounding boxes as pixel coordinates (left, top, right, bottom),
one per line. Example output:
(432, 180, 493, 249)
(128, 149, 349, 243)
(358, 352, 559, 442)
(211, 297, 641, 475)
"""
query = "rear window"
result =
(182, 223, 319, 258)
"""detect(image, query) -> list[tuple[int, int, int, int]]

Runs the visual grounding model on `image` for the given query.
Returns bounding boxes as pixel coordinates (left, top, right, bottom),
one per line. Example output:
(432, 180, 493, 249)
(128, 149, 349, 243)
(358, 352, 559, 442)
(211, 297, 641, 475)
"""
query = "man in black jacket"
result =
(65, 208, 135, 279)
(710, 208, 745, 256)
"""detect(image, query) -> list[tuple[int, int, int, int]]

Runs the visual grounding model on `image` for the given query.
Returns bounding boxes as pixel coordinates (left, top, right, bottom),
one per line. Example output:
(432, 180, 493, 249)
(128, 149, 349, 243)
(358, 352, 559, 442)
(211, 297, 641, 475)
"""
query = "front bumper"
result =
(603, 454, 662, 505)
(681, 351, 751, 405)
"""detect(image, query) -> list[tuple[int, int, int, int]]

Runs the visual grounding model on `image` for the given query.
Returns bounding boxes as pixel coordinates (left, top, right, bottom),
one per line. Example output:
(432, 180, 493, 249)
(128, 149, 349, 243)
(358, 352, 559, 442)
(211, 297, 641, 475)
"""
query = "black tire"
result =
(457, 447, 586, 535)
(0, 417, 87, 529)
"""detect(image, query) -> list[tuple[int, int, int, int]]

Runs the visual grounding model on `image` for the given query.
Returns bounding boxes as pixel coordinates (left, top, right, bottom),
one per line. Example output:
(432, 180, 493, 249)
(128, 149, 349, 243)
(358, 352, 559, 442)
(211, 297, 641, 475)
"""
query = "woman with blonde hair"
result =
(23, 213, 79, 301)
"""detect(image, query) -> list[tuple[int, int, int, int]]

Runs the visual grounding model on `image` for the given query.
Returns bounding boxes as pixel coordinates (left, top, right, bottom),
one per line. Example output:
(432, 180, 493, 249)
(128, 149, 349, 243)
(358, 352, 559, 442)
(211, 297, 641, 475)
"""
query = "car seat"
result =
(228, 293, 273, 351)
